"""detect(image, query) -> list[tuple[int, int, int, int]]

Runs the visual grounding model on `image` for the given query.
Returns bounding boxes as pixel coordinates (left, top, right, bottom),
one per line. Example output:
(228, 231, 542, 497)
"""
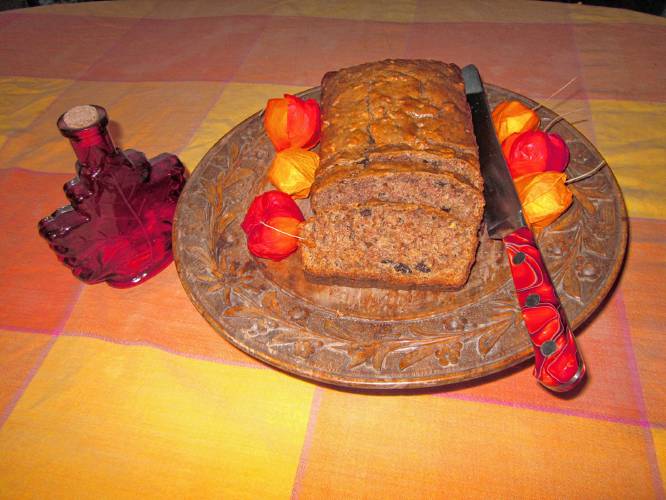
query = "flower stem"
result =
(566, 160, 607, 184)
(532, 77, 577, 112)
(260, 220, 306, 240)
(543, 108, 586, 132)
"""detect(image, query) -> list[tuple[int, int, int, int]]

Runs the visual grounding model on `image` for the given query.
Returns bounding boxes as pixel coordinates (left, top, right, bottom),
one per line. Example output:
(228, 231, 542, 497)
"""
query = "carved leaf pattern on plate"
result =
(173, 85, 627, 389)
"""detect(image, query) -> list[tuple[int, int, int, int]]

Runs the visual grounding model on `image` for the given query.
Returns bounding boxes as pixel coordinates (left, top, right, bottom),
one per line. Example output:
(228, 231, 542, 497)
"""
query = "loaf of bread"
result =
(301, 59, 484, 289)
(300, 203, 480, 289)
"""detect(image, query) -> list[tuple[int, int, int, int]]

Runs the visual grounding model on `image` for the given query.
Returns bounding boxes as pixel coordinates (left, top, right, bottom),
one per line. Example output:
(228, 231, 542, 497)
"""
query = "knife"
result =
(462, 65, 585, 392)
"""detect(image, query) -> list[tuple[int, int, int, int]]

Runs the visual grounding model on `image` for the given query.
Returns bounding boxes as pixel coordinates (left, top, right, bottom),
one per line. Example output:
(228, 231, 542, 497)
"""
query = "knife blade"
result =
(462, 65, 585, 392)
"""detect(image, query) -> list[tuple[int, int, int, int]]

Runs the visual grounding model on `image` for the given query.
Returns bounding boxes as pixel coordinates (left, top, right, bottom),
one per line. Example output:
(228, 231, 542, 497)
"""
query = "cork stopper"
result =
(62, 105, 100, 129)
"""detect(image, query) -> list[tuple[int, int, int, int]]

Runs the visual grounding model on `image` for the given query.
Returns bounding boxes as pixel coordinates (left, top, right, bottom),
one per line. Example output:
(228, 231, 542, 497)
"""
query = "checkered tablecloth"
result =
(1, 1, 665, 497)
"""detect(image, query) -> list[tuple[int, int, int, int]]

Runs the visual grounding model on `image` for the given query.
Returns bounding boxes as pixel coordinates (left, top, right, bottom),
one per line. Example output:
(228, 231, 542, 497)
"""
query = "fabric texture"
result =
(0, 1, 665, 498)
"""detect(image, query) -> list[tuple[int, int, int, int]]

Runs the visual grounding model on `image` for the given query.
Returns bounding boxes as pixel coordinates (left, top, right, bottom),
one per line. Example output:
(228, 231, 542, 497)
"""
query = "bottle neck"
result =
(58, 105, 116, 169)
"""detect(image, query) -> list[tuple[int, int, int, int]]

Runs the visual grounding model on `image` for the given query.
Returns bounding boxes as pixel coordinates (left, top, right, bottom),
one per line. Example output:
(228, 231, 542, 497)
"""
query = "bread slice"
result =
(310, 165, 484, 222)
(300, 203, 480, 289)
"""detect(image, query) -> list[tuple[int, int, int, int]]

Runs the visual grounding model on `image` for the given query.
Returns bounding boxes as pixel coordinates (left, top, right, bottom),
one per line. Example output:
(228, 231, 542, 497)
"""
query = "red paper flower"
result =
(502, 130, 570, 178)
(241, 190, 305, 260)
(264, 94, 321, 151)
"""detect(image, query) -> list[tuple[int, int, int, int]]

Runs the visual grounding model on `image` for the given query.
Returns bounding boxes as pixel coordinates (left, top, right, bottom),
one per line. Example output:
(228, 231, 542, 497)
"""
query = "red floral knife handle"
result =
(503, 227, 585, 392)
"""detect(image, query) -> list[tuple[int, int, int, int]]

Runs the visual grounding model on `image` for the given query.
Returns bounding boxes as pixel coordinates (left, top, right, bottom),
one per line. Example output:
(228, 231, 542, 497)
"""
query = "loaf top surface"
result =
(319, 59, 478, 172)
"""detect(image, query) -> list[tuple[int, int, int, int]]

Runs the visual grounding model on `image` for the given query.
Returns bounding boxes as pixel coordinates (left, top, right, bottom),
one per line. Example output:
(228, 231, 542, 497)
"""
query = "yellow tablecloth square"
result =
(0, 336, 314, 499)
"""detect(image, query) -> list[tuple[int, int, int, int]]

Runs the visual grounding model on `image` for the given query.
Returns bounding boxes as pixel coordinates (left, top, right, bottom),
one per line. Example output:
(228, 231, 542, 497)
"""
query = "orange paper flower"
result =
(514, 172, 573, 229)
(268, 148, 319, 198)
(492, 100, 540, 143)
(264, 94, 321, 151)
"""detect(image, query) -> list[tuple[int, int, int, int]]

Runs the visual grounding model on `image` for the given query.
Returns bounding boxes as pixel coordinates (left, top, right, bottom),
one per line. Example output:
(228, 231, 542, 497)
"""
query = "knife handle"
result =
(503, 227, 585, 392)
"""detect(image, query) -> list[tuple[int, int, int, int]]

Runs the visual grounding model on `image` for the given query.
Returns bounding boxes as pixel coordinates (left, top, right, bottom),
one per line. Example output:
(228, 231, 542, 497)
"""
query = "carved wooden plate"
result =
(173, 85, 627, 389)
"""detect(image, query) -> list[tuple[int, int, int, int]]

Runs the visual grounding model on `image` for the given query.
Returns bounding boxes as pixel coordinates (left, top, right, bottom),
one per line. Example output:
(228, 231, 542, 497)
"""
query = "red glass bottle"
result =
(38, 105, 188, 287)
